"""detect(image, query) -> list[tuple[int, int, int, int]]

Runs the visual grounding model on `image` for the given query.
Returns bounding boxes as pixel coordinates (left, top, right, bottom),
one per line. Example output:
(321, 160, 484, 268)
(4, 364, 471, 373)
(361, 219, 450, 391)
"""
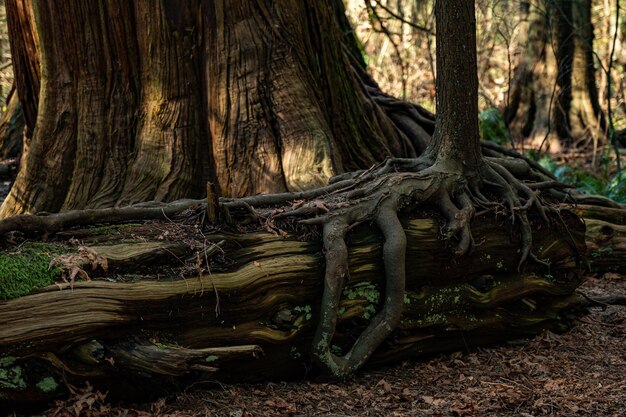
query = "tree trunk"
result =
(0, 0, 432, 217)
(0, 203, 588, 410)
(505, 0, 606, 151)
(568, 0, 606, 146)
(427, 0, 481, 171)
(505, 0, 560, 150)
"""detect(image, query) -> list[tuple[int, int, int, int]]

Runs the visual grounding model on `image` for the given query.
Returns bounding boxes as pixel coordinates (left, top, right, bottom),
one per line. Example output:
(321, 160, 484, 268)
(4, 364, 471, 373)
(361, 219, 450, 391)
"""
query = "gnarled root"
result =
(283, 154, 559, 378)
(281, 168, 474, 377)
(312, 202, 406, 376)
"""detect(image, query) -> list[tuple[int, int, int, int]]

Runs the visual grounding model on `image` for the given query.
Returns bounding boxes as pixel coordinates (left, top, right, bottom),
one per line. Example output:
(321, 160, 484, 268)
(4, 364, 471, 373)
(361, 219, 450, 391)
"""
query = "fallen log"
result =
(573, 204, 626, 273)
(0, 206, 588, 410)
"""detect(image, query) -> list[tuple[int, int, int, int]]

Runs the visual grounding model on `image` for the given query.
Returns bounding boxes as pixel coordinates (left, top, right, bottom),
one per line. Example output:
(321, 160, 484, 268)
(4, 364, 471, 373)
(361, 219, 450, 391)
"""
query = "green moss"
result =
(205, 355, 219, 363)
(591, 246, 613, 258)
(289, 347, 301, 359)
(423, 313, 448, 324)
(343, 282, 380, 319)
(294, 305, 312, 321)
(0, 243, 65, 300)
(88, 223, 142, 236)
(36, 376, 58, 393)
(0, 357, 26, 390)
(0, 357, 16, 367)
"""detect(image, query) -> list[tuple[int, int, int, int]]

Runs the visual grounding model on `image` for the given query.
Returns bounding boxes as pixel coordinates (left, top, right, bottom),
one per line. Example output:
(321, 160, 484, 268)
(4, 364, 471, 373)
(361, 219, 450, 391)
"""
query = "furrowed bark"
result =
(5, 0, 39, 137)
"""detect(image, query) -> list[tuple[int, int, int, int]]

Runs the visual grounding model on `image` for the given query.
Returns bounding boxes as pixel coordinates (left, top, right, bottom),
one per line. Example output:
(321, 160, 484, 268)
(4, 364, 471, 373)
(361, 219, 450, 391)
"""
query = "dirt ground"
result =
(42, 273, 625, 417)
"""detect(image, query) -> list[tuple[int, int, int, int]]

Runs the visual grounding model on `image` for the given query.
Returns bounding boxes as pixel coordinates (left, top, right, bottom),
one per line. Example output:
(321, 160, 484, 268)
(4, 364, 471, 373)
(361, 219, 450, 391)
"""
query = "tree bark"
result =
(5, 0, 39, 138)
(0, 0, 623, 410)
(428, 0, 481, 171)
(0, 0, 432, 217)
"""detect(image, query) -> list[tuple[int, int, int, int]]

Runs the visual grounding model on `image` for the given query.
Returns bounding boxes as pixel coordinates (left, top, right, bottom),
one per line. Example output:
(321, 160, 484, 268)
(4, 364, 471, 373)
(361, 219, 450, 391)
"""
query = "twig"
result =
(370, 1, 434, 35)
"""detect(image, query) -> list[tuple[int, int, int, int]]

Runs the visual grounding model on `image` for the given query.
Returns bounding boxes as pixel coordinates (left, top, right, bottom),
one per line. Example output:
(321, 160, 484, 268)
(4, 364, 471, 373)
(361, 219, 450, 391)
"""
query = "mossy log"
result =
(0, 206, 590, 410)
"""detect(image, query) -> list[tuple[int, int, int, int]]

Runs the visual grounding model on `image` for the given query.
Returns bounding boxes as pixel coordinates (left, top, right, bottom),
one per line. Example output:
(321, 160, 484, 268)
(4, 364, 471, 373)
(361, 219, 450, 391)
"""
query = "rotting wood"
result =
(0, 208, 588, 408)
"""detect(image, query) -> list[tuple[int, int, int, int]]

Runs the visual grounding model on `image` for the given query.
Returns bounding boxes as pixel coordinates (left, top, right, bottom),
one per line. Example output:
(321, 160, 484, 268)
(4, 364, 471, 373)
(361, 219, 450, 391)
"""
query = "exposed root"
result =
(274, 152, 563, 378)
(0, 199, 205, 236)
(578, 292, 626, 308)
(275, 167, 465, 377)
(312, 201, 407, 376)
(0, 146, 585, 380)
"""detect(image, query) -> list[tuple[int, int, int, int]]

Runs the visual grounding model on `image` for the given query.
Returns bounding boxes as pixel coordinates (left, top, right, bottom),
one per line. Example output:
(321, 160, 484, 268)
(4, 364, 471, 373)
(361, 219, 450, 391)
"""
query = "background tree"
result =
(505, 0, 607, 152)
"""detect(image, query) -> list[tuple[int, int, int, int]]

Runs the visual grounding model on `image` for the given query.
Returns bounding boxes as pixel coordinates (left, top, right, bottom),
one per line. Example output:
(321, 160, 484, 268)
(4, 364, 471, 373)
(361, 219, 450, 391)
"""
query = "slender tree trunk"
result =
(428, 0, 481, 172)
(569, 0, 606, 145)
(0, 0, 432, 217)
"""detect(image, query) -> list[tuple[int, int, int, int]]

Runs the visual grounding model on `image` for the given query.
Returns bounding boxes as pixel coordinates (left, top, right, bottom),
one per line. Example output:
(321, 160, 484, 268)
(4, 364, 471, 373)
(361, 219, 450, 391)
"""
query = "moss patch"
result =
(343, 282, 380, 320)
(0, 356, 26, 390)
(0, 243, 65, 300)
(36, 376, 58, 393)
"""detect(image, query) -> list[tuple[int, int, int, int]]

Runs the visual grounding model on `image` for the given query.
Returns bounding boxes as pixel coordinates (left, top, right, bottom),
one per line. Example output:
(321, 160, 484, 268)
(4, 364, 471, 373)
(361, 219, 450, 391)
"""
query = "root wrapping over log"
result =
(1, 152, 624, 408)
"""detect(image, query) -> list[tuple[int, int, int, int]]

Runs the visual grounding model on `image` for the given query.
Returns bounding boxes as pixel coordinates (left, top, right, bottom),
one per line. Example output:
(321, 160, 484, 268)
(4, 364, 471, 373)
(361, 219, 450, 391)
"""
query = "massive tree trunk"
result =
(0, 0, 432, 217)
(505, 0, 606, 151)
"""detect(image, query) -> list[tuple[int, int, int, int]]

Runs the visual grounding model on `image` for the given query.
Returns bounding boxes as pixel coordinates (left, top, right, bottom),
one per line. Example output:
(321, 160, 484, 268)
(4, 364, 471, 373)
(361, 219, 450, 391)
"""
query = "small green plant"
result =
(294, 305, 312, 321)
(591, 246, 613, 258)
(532, 153, 626, 204)
(36, 376, 59, 393)
(0, 357, 26, 390)
(289, 347, 301, 359)
(479, 108, 509, 145)
(343, 282, 380, 320)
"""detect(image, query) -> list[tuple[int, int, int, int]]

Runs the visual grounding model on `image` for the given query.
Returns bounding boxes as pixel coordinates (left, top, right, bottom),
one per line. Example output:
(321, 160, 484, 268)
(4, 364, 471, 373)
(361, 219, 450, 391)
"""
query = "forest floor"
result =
(43, 273, 626, 417)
